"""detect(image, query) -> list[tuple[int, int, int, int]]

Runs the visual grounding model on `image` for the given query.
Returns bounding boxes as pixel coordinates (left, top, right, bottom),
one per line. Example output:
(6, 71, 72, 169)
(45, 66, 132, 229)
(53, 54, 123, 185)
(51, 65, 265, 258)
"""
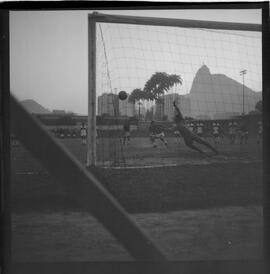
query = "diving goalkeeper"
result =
(173, 100, 218, 155)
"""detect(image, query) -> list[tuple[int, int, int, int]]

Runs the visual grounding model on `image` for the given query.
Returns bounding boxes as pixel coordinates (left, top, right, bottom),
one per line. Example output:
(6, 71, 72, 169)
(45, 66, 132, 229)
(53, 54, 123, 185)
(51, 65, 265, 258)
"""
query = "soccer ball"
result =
(118, 90, 128, 100)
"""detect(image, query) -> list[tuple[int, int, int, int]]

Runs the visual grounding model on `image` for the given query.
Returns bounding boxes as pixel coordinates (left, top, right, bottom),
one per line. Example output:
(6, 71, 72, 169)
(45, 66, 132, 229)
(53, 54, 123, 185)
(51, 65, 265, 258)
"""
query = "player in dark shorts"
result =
(173, 101, 218, 155)
(189, 122, 195, 133)
(59, 128, 65, 138)
(228, 121, 237, 144)
(123, 120, 131, 145)
(80, 122, 87, 145)
(149, 121, 168, 148)
(11, 134, 19, 146)
(239, 123, 248, 144)
(257, 121, 262, 144)
(196, 122, 204, 138)
(212, 122, 220, 144)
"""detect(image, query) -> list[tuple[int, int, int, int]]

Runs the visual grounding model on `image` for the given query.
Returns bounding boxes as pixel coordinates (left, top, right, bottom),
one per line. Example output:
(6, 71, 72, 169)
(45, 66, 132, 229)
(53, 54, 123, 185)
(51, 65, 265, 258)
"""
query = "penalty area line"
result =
(15, 171, 49, 175)
(101, 159, 262, 170)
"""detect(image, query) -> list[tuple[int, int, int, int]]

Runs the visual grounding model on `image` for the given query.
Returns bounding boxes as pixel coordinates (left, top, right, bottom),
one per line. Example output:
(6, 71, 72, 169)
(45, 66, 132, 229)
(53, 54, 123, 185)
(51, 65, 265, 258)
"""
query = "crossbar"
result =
(10, 95, 168, 262)
(89, 12, 261, 32)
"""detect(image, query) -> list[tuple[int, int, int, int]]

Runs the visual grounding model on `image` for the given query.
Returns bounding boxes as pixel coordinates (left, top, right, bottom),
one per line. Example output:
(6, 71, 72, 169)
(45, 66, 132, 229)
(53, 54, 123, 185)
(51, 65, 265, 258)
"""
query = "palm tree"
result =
(143, 72, 182, 100)
(128, 72, 182, 119)
(144, 72, 182, 120)
(128, 88, 145, 103)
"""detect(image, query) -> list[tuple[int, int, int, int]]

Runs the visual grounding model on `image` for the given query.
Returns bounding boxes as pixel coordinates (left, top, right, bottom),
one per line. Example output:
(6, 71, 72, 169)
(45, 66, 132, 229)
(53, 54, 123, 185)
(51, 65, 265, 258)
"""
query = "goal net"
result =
(89, 13, 262, 167)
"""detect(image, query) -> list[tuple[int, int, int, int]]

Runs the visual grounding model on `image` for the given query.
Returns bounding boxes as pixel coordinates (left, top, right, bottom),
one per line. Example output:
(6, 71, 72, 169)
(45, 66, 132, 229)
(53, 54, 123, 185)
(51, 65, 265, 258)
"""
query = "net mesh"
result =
(95, 21, 262, 167)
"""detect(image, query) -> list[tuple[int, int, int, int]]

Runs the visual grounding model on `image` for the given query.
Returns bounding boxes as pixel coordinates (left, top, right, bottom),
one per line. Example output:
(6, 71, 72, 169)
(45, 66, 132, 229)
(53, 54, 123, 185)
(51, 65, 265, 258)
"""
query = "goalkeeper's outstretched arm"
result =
(173, 101, 184, 122)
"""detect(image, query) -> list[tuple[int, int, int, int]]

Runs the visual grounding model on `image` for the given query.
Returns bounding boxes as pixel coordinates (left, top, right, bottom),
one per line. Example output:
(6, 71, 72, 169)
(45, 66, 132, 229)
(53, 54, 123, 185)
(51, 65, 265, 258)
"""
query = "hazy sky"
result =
(10, 9, 262, 115)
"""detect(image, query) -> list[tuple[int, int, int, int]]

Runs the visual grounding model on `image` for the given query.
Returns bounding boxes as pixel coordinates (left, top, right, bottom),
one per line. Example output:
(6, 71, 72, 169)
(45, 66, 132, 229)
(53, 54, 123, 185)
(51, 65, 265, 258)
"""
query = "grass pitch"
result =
(11, 134, 263, 260)
(11, 135, 262, 212)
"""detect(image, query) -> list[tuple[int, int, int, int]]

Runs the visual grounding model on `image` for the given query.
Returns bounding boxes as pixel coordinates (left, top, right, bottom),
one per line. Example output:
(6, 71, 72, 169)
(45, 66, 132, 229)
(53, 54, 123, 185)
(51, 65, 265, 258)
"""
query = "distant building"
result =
(119, 96, 135, 117)
(52, 110, 66, 115)
(213, 112, 241, 120)
(154, 101, 164, 120)
(164, 93, 191, 121)
(97, 93, 119, 116)
(195, 115, 211, 120)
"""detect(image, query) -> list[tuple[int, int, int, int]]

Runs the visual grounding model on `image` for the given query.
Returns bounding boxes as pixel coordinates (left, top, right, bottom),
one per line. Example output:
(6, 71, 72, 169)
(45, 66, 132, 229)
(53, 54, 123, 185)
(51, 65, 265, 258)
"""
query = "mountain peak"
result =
(189, 65, 262, 118)
(197, 64, 211, 75)
(21, 99, 51, 114)
(190, 65, 212, 94)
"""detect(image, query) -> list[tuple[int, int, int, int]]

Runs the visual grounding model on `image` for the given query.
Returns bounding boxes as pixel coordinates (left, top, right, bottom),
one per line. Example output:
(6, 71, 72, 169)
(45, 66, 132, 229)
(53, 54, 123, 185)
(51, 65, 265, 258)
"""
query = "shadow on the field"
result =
(12, 162, 262, 214)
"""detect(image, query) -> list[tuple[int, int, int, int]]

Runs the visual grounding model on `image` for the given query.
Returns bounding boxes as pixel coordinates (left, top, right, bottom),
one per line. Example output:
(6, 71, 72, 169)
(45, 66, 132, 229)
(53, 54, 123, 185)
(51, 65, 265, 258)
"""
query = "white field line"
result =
(14, 159, 262, 173)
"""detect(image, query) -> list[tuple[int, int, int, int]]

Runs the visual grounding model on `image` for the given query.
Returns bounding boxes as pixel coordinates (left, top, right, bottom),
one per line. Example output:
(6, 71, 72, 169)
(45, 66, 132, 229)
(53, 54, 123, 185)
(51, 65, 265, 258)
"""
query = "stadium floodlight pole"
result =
(240, 69, 247, 115)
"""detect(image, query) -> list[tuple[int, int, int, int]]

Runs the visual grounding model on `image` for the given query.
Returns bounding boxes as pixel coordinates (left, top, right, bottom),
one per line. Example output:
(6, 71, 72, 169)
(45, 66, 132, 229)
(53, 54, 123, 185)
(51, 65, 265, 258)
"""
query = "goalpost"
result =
(87, 12, 261, 167)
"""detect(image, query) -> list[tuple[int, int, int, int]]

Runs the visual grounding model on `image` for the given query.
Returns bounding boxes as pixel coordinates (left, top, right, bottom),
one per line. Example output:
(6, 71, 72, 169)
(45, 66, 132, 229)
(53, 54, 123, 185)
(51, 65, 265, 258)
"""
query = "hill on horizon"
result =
(21, 99, 51, 114)
(189, 65, 261, 119)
